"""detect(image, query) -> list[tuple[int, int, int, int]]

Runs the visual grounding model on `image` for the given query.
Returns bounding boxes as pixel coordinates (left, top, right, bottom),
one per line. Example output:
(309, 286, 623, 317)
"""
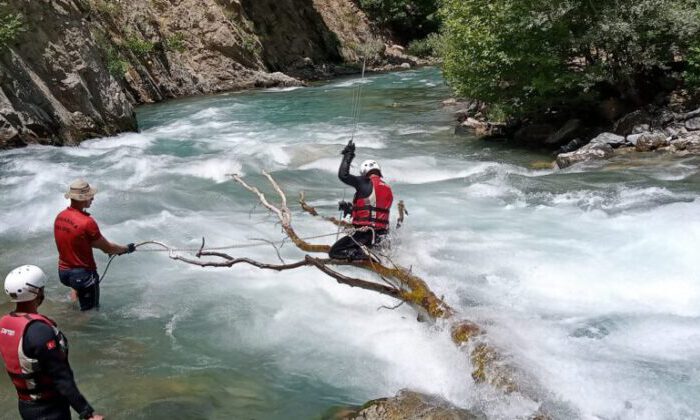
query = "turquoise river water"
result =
(1, 68, 699, 419)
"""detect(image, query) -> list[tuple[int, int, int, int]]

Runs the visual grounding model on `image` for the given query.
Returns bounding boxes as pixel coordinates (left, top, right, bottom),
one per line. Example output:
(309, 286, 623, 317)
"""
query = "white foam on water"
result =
(264, 86, 303, 93)
(2, 69, 699, 418)
(168, 157, 244, 183)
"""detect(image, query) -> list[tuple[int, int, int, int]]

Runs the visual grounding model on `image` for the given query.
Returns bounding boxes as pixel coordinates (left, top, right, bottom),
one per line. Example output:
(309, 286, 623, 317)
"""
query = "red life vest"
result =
(351, 175, 393, 230)
(0, 313, 65, 401)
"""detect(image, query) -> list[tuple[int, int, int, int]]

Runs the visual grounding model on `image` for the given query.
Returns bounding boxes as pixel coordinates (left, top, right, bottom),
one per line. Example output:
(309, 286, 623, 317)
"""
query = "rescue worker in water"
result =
(54, 179, 135, 311)
(329, 140, 393, 260)
(0, 265, 103, 420)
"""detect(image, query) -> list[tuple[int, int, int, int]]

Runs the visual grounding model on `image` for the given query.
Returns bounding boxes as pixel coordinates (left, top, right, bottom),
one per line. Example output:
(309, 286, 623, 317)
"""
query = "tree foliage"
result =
(358, 0, 439, 43)
(439, 0, 700, 116)
(0, 8, 24, 48)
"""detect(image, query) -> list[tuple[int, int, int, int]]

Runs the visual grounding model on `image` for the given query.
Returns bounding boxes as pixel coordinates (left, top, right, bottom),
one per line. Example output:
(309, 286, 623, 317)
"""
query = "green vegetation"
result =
(125, 34, 154, 57)
(358, 0, 439, 43)
(407, 33, 439, 58)
(165, 32, 186, 53)
(439, 0, 700, 117)
(0, 9, 24, 48)
(96, 33, 129, 78)
(106, 45, 128, 77)
(93, 0, 122, 16)
(686, 44, 700, 89)
(347, 39, 384, 61)
(240, 32, 261, 55)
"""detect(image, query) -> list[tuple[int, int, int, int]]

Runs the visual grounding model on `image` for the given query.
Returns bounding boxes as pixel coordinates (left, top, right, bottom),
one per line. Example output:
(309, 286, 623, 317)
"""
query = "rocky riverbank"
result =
(447, 98, 700, 168)
(0, 0, 422, 149)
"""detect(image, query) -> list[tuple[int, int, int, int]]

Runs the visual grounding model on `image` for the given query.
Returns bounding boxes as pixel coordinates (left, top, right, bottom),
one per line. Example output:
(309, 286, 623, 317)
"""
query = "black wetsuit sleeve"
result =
(23, 322, 94, 418)
(338, 153, 373, 198)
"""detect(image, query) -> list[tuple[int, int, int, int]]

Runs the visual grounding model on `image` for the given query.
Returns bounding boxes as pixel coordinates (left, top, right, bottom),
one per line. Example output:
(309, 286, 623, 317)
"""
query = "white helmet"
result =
(360, 159, 381, 176)
(4, 265, 47, 303)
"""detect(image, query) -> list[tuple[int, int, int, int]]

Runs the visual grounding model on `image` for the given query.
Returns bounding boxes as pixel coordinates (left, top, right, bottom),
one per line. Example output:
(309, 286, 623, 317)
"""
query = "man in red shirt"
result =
(54, 179, 134, 311)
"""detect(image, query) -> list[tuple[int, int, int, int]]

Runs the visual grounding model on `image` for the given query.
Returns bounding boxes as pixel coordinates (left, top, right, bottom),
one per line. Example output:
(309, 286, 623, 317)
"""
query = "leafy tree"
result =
(358, 0, 439, 43)
(439, 0, 700, 116)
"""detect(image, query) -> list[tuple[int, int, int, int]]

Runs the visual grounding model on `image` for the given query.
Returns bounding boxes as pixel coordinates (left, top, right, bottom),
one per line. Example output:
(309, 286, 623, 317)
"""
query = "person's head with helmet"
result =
(360, 159, 382, 178)
(4, 265, 47, 312)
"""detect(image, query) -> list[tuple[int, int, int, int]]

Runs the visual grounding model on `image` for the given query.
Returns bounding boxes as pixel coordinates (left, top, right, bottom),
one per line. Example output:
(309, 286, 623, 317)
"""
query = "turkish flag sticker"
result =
(46, 340, 56, 350)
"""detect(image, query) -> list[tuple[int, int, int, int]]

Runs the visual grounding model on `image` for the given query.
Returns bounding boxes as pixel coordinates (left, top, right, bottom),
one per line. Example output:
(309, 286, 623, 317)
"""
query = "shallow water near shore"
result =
(1, 68, 699, 419)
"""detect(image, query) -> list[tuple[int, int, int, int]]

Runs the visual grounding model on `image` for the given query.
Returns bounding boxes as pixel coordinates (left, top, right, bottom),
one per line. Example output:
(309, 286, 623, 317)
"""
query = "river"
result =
(0, 68, 699, 419)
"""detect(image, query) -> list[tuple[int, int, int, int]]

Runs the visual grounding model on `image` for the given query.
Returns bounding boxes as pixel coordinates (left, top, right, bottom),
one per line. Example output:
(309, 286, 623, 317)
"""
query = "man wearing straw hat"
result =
(54, 179, 134, 311)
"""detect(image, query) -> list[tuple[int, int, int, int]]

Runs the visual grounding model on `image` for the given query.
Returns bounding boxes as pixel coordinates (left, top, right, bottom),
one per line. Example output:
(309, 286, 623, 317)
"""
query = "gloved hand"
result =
(341, 139, 355, 156)
(338, 201, 353, 218)
(126, 243, 136, 254)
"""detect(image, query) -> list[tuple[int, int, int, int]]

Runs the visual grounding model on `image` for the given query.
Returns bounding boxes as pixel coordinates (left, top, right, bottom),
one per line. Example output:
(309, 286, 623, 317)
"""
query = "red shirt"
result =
(54, 207, 102, 270)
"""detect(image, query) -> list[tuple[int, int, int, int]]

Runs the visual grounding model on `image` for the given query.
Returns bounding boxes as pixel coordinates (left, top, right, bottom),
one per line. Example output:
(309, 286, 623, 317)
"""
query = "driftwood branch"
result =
(156, 173, 548, 414)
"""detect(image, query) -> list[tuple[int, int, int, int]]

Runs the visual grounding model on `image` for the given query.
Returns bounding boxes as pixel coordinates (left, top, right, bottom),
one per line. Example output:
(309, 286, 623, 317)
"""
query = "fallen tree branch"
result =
(158, 173, 552, 414)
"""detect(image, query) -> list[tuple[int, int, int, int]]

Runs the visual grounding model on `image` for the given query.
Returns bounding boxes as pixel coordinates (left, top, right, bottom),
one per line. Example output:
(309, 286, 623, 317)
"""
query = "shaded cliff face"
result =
(0, 0, 387, 149)
(0, 0, 136, 147)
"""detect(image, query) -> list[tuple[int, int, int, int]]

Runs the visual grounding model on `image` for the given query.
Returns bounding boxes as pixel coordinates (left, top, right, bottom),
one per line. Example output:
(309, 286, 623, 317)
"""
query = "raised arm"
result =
(338, 140, 362, 189)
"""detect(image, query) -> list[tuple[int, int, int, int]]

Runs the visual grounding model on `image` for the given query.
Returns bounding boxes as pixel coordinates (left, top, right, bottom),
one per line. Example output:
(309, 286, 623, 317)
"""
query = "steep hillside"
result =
(0, 0, 408, 149)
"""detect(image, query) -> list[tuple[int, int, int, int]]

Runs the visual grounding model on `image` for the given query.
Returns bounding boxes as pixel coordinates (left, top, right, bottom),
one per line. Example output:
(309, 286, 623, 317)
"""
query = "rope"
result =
(349, 57, 367, 142)
(132, 230, 358, 253)
(98, 254, 117, 284)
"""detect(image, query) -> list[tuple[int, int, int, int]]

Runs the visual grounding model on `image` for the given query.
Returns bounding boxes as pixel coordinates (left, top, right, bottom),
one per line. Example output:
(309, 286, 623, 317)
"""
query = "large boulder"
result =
(333, 390, 485, 420)
(613, 109, 651, 135)
(556, 142, 614, 169)
(635, 132, 669, 152)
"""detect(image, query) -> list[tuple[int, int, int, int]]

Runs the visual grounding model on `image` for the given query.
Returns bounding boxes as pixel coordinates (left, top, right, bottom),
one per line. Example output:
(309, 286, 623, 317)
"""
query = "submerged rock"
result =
(328, 390, 485, 420)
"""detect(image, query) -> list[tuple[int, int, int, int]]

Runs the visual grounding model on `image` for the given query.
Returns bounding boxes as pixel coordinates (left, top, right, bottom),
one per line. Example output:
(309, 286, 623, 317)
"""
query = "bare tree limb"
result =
(299, 191, 353, 228)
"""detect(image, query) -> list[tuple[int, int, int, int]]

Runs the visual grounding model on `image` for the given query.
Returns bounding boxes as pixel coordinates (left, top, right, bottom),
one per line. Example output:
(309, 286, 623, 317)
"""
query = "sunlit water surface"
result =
(1, 68, 699, 419)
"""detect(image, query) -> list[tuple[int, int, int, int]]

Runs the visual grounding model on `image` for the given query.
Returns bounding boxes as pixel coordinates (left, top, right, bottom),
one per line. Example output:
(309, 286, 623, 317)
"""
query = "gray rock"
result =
(685, 117, 700, 131)
(631, 124, 650, 134)
(400, 62, 411, 69)
(556, 142, 614, 168)
(635, 132, 669, 152)
(626, 133, 644, 146)
(613, 110, 651, 135)
(344, 390, 485, 420)
(590, 132, 626, 147)
(671, 132, 700, 151)
(557, 137, 587, 154)
(679, 108, 700, 121)
(544, 118, 581, 145)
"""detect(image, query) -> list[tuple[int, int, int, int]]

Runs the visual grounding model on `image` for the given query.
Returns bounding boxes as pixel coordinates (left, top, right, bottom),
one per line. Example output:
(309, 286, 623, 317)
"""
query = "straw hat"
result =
(64, 179, 97, 201)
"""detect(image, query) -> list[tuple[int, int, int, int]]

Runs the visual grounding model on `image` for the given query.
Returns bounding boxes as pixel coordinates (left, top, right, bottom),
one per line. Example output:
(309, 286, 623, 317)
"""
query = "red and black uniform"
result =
(0, 312, 94, 419)
(54, 207, 103, 311)
(330, 151, 393, 260)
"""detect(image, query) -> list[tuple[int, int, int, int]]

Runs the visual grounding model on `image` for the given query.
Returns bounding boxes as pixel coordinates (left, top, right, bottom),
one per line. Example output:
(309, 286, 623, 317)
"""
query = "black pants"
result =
(58, 269, 100, 311)
(18, 398, 71, 420)
(329, 229, 387, 260)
